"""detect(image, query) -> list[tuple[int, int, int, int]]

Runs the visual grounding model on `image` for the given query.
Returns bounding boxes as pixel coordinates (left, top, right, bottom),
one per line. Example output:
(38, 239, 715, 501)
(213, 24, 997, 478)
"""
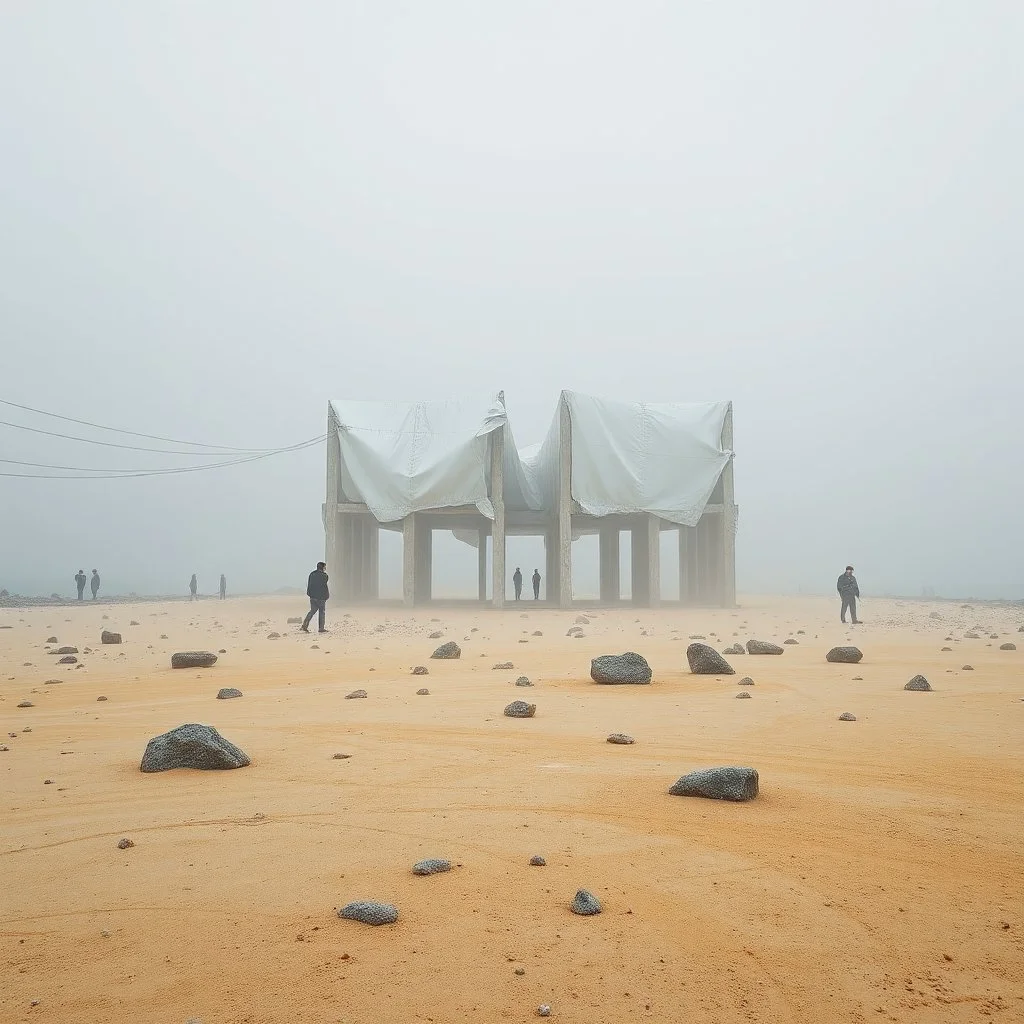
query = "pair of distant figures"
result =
(186, 575, 228, 601)
(74, 569, 100, 600)
(512, 568, 541, 601)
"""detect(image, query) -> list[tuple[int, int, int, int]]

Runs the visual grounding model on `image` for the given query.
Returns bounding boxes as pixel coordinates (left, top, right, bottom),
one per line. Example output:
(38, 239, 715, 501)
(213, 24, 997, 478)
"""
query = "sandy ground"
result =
(1, 594, 1022, 1024)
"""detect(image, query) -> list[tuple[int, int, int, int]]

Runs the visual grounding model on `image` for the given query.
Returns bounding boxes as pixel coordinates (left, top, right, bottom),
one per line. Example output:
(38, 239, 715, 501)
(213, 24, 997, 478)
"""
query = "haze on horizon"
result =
(1, 2, 1021, 602)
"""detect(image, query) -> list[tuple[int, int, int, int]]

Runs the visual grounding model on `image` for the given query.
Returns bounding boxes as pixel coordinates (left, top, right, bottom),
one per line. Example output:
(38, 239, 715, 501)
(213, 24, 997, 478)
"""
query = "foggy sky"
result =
(2, 2, 1022, 601)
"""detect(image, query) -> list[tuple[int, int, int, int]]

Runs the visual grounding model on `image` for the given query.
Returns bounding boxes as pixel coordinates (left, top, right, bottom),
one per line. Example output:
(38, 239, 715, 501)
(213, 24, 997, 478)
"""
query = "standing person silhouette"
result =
(512, 567, 523, 601)
(219, 574, 227, 600)
(301, 561, 329, 633)
(75, 569, 87, 600)
(837, 565, 861, 624)
(189, 574, 198, 601)
(532, 569, 541, 600)
(90, 569, 100, 600)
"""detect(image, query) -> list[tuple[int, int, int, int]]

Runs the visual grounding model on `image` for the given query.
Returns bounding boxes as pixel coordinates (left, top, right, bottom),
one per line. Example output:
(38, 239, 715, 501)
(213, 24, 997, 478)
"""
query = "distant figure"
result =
(219, 574, 227, 600)
(75, 569, 87, 600)
(532, 569, 541, 600)
(301, 561, 329, 633)
(837, 565, 861, 624)
(90, 569, 100, 600)
(512, 567, 523, 601)
(189, 574, 198, 601)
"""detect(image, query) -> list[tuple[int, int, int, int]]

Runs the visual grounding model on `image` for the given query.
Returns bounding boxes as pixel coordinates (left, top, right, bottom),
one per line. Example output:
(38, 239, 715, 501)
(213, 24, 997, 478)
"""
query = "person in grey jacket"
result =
(837, 566, 861, 624)
(301, 562, 330, 633)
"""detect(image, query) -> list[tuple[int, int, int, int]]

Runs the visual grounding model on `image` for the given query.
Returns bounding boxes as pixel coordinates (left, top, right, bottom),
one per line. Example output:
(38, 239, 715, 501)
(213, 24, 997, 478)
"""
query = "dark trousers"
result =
(533, 583, 540, 599)
(840, 595, 858, 622)
(77, 585, 85, 600)
(303, 598, 326, 631)
(513, 585, 522, 600)
(91, 589, 98, 600)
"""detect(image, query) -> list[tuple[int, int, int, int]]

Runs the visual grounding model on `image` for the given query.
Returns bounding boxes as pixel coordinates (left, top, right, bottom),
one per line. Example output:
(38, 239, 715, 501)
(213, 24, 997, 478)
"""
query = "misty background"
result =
(2, 2, 1022, 601)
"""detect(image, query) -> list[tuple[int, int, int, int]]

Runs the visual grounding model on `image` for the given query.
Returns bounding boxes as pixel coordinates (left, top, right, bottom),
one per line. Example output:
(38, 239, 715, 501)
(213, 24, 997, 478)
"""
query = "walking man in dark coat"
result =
(301, 561, 330, 633)
(512, 567, 523, 601)
(837, 565, 861, 624)
(75, 569, 87, 600)
(532, 569, 541, 600)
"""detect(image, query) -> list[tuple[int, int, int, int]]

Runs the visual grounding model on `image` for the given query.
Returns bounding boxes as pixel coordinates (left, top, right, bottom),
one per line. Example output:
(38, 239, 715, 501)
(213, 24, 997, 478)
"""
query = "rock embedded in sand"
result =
(591, 652, 653, 684)
(570, 890, 602, 916)
(332, 753, 352, 759)
(117, 838, 135, 849)
(962, 665, 974, 671)
(428, 630, 444, 639)
(46, 636, 58, 643)
(504, 700, 536, 718)
(412, 665, 429, 675)
(529, 855, 547, 866)
(669, 766, 759, 801)
(58, 655, 77, 664)
(538, 1005, 551, 1017)
(216, 688, 243, 699)
(686, 643, 735, 675)
(838, 712, 857, 721)
(964, 631, 980, 639)
(515, 676, 533, 687)
(171, 651, 218, 670)
(412, 858, 451, 875)
(431, 641, 461, 659)
(735, 691, 752, 699)
(101, 630, 122, 644)
(338, 901, 398, 925)
(53, 646, 78, 655)
(941, 647, 953, 652)
(416, 688, 430, 695)
(746, 640, 784, 655)
(345, 689, 368, 699)
(266, 632, 280, 640)
(737, 676, 755, 686)
(723, 643, 745, 655)
(607, 733, 635, 744)
(575, 615, 590, 625)
(140, 723, 250, 772)
(492, 661, 514, 670)
(826, 646, 863, 664)
(999, 643, 1016, 651)
(18, 701, 34, 708)
(904, 675, 932, 691)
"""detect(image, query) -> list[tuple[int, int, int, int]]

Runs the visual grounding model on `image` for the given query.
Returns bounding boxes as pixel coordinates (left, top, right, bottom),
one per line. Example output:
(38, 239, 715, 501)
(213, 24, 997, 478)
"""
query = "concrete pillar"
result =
(402, 514, 416, 607)
(720, 404, 737, 607)
(648, 515, 661, 608)
(599, 526, 620, 603)
(359, 516, 379, 600)
(490, 427, 506, 608)
(337, 514, 356, 604)
(325, 404, 341, 581)
(555, 396, 573, 608)
(478, 527, 488, 602)
(544, 529, 556, 603)
(415, 519, 433, 603)
(630, 516, 660, 607)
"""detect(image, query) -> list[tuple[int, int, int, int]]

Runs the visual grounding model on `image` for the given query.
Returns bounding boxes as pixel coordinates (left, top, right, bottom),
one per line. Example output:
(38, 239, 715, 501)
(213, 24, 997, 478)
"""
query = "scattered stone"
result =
(515, 675, 533, 687)
(266, 632, 280, 640)
(532, 630, 543, 636)
(493, 661, 514, 670)
(412, 858, 451, 875)
(53, 646, 78, 655)
(686, 643, 735, 675)
(904, 675, 932, 691)
(538, 1006, 551, 1017)
(737, 676, 754, 686)
(332, 753, 352, 759)
(129, 620, 140, 626)
(514, 966, 526, 975)
(44, 678, 61, 684)
(46, 636, 58, 643)
(735, 691, 752, 699)
(431, 641, 461, 659)
(962, 665, 974, 671)
(575, 615, 590, 625)
(412, 665, 429, 675)
(117, 838, 134, 849)
(338, 901, 398, 925)
(0, 745, 8, 752)
(566, 627, 583, 637)
(688, 634, 706, 640)
(171, 651, 218, 670)
(416, 688, 430, 695)
(838, 712, 857, 721)
(140, 723, 250, 772)
(941, 647, 952, 652)
(669, 766, 759, 801)
(529, 855, 546, 866)
(97, 695, 107, 701)
(722, 643, 745, 655)
(1000, 643, 1016, 651)
(826, 646, 863, 664)
(216, 688, 243, 699)
(504, 700, 536, 718)
(345, 689, 368, 699)
(428, 630, 444, 639)
(591, 652, 653, 684)
(101, 630, 122, 644)
(570, 890, 602, 916)
(58, 655, 78, 664)
(783, 638, 799, 645)
(746, 640, 784, 655)
(965, 631, 980, 639)
(607, 733, 635, 744)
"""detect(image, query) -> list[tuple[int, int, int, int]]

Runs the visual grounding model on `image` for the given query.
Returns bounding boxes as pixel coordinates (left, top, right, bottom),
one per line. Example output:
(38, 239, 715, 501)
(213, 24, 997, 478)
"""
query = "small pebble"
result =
(117, 838, 135, 849)
(838, 712, 857, 721)
(570, 889, 602, 915)
(332, 753, 352, 759)
(514, 966, 526, 975)
(416, 688, 430, 695)
(529, 855, 547, 866)
(735, 691, 752, 698)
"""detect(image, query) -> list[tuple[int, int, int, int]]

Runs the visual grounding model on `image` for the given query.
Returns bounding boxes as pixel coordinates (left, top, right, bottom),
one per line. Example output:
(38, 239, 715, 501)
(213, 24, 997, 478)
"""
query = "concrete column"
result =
(490, 427, 506, 608)
(415, 519, 433, 603)
(599, 526, 620, 603)
(478, 526, 488, 602)
(402, 514, 416, 607)
(555, 396, 573, 608)
(359, 516, 379, 601)
(630, 516, 660, 607)
(325, 404, 341, 579)
(648, 515, 661, 608)
(337, 514, 356, 604)
(544, 529, 556, 603)
(720, 404, 737, 607)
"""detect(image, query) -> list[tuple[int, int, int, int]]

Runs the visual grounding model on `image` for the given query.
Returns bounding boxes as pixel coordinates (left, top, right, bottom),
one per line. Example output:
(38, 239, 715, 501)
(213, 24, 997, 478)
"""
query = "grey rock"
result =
(606, 733, 635, 744)
(566, 627, 584, 637)
(735, 691, 752, 699)
(838, 712, 857, 721)
(416, 688, 430, 695)
(18, 701, 34, 708)
(171, 651, 218, 670)
(338, 900, 399, 925)
(504, 700, 536, 718)
(216, 688, 243, 699)
(669, 766, 759, 801)
(515, 676, 533, 687)
(591, 652, 653, 684)
(532, 630, 543, 636)
(140, 723, 250, 772)
(538, 1005, 551, 1017)
(570, 890, 602, 916)
(904, 674, 932, 691)
(529, 855, 546, 866)
(58, 655, 77, 664)
(101, 631, 122, 644)
(575, 615, 590, 625)
(53, 646, 78, 655)
(965, 631, 980, 639)
(826, 646, 863, 664)
(686, 643, 735, 675)
(412, 665, 429, 675)
(46, 636, 58, 643)
(431, 642, 461, 659)
(493, 661, 514, 670)
(723, 643, 745, 655)
(266, 632, 280, 640)
(428, 630, 444, 639)
(941, 647, 953, 651)
(345, 689, 368, 699)
(97, 695, 107, 701)
(1000, 643, 1016, 651)
(783, 638, 799, 645)
(737, 676, 755, 686)
(412, 858, 451, 875)
(962, 665, 974, 670)
(117, 838, 134, 849)
(332, 753, 352, 759)
(746, 640, 784, 655)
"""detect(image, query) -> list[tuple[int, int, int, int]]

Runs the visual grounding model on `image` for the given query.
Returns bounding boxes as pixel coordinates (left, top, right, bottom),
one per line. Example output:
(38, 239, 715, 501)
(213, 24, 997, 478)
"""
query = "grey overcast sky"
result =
(1, 1, 1022, 600)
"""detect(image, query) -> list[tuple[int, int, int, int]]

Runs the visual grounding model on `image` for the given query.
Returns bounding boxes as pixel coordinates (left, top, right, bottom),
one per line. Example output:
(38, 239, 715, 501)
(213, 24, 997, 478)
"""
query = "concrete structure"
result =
(323, 394, 736, 609)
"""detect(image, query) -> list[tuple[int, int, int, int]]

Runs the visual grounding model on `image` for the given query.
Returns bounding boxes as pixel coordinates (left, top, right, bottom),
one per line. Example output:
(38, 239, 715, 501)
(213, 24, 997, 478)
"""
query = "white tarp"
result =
(330, 394, 506, 523)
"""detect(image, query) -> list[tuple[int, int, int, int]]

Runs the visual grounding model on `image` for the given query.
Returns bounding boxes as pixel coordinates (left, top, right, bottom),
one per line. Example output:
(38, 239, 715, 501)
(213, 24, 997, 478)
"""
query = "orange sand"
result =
(2, 595, 1022, 1023)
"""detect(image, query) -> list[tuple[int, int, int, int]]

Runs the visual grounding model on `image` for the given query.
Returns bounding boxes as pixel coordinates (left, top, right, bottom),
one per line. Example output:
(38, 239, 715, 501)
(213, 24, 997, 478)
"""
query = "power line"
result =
(0, 396, 272, 451)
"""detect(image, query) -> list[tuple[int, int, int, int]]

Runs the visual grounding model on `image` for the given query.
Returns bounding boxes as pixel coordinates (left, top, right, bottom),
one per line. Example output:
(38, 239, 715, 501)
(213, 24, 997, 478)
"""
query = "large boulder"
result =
(431, 642, 461, 659)
(171, 651, 218, 669)
(826, 646, 863, 664)
(590, 652, 652, 684)
(904, 675, 932, 691)
(746, 640, 784, 655)
(140, 723, 250, 772)
(686, 643, 735, 675)
(101, 630, 122, 645)
(669, 766, 759, 802)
